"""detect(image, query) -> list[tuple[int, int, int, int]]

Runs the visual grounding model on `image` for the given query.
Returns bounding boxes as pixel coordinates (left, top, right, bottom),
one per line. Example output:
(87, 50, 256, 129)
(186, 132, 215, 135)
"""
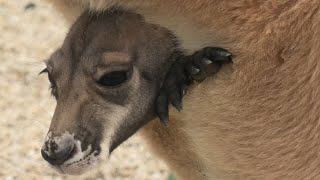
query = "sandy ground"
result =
(0, 0, 171, 179)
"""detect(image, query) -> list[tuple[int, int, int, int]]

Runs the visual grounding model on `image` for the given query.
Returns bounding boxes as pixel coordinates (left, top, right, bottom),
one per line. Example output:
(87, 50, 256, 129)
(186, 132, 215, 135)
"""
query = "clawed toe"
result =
(185, 47, 232, 82)
(156, 89, 169, 125)
(155, 47, 232, 125)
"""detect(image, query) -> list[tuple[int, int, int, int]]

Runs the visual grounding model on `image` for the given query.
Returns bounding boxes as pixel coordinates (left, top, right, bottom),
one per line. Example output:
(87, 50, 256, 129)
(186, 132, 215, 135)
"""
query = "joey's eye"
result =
(98, 71, 129, 87)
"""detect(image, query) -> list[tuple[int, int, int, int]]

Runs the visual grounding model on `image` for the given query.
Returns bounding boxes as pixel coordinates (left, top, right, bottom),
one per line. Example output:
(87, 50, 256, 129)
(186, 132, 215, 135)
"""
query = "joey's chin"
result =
(52, 160, 101, 175)
(51, 155, 102, 175)
(49, 143, 103, 175)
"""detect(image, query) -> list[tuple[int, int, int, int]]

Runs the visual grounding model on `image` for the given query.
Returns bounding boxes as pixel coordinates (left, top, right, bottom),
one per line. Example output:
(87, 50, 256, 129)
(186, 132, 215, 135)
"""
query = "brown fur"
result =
(47, 0, 320, 179)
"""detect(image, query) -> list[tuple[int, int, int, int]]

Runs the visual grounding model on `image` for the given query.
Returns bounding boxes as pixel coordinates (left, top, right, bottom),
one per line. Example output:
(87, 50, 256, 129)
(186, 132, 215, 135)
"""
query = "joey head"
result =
(40, 9, 231, 174)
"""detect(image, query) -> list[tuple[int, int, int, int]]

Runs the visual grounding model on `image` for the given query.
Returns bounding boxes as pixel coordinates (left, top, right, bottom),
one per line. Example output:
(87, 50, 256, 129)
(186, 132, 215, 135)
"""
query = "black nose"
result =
(41, 140, 75, 165)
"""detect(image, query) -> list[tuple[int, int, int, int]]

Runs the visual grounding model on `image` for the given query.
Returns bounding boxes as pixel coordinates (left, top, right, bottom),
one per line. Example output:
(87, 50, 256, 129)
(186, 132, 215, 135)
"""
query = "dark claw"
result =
(156, 89, 169, 126)
(201, 47, 232, 63)
(185, 47, 232, 82)
(155, 47, 232, 126)
(189, 66, 200, 75)
(182, 84, 189, 96)
(202, 58, 213, 65)
(200, 59, 221, 75)
(191, 70, 207, 82)
(169, 90, 183, 112)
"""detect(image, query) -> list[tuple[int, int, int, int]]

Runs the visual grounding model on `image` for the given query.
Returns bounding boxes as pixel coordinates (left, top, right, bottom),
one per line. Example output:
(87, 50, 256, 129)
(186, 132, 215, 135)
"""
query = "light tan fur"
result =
(47, 0, 320, 179)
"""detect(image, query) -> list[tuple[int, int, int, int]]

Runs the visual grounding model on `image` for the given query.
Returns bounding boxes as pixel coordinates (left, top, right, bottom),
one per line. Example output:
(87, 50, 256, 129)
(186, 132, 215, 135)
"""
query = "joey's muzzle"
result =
(41, 131, 101, 175)
(41, 132, 75, 166)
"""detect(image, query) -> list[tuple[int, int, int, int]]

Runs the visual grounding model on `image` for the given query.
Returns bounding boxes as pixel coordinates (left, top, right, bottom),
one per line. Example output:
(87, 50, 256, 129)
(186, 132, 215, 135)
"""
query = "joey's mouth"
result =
(52, 142, 102, 175)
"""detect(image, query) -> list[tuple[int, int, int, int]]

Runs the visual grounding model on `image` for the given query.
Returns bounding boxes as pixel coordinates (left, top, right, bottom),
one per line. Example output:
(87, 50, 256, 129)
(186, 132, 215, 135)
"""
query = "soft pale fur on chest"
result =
(49, 0, 320, 179)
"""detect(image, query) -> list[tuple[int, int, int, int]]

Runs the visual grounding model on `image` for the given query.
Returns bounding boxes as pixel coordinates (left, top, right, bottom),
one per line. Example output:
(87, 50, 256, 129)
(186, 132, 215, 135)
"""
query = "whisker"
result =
(12, 119, 48, 134)
(23, 157, 46, 164)
(31, 139, 45, 143)
(38, 104, 54, 118)
(19, 58, 46, 64)
(27, 117, 50, 128)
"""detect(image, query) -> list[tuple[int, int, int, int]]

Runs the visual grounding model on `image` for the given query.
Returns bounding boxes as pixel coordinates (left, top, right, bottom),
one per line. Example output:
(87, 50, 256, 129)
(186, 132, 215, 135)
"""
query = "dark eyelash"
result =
(39, 68, 57, 98)
(49, 85, 56, 98)
(39, 68, 48, 75)
(49, 83, 55, 91)
(49, 82, 57, 99)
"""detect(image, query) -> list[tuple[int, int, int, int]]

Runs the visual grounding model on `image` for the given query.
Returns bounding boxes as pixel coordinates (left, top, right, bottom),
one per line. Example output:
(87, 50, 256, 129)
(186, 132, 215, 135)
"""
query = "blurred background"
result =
(0, 0, 171, 179)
